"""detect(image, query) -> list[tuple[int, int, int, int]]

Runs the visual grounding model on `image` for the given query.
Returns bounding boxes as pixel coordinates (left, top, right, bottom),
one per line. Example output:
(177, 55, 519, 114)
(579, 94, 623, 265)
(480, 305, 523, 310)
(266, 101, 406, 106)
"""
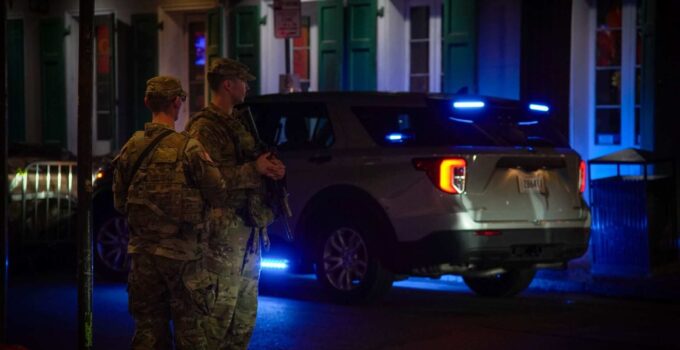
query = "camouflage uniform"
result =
(186, 58, 273, 350)
(113, 76, 228, 349)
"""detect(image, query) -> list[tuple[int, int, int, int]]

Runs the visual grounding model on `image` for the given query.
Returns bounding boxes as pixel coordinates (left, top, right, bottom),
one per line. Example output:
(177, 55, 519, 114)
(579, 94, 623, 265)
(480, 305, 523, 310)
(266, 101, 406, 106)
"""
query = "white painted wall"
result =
(477, 0, 520, 99)
(260, 0, 286, 94)
(259, 0, 319, 94)
(157, 7, 192, 131)
(304, 2, 320, 92)
(570, 0, 593, 167)
(377, 0, 408, 91)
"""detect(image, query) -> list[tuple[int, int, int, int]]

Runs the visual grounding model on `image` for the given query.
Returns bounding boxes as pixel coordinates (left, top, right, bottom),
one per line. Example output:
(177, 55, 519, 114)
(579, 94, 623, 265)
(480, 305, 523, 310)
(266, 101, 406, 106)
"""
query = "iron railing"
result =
(8, 161, 78, 245)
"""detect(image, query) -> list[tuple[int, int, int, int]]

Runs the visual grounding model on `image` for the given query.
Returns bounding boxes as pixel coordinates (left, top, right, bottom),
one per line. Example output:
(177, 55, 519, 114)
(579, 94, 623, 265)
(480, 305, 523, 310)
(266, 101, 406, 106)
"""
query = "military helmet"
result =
(145, 76, 187, 100)
(208, 58, 256, 81)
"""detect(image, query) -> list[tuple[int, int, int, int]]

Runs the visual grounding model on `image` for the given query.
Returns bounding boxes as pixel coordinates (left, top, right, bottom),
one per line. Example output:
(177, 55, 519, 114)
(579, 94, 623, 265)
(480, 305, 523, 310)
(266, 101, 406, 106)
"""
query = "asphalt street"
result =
(6, 270, 680, 350)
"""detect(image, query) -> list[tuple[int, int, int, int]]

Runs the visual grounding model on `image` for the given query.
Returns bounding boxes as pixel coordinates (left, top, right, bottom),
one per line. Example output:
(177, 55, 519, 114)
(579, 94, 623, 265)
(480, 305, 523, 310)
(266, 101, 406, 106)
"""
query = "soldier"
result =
(186, 58, 285, 349)
(113, 76, 228, 349)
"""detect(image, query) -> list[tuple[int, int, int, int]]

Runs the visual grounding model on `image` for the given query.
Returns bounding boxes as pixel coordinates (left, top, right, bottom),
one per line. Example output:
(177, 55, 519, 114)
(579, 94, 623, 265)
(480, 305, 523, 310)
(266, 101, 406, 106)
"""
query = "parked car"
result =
(7, 143, 79, 270)
(93, 92, 591, 302)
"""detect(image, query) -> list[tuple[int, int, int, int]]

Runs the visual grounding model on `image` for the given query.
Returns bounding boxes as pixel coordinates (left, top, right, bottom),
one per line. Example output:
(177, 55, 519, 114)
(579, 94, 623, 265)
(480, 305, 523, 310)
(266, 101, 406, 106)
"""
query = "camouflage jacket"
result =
(186, 103, 274, 228)
(113, 122, 228, 260)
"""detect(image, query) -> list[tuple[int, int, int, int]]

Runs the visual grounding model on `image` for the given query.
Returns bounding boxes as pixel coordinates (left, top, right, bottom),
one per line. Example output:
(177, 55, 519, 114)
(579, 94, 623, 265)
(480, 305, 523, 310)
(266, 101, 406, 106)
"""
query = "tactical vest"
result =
(125, 131, 205, 236)
(187, 107, 274, 227)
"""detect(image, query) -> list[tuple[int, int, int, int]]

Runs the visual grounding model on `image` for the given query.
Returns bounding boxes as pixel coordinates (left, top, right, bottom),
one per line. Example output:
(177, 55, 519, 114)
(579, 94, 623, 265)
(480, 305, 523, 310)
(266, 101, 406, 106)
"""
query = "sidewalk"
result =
(531, 262, 680, 301)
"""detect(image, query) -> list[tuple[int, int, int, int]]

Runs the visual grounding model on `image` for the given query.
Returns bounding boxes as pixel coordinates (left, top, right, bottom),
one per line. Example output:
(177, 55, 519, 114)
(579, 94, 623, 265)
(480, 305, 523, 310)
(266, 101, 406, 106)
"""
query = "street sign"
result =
(274, 0, 301, 38)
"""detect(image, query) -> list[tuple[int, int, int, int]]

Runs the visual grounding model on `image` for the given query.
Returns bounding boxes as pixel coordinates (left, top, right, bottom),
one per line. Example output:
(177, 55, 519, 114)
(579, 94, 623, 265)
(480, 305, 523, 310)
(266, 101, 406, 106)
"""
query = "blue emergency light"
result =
(385, 133, 409, 143)
(529, 103, 550, 112)
(453, 101, 485, 109)
(261, 258, 289, 270)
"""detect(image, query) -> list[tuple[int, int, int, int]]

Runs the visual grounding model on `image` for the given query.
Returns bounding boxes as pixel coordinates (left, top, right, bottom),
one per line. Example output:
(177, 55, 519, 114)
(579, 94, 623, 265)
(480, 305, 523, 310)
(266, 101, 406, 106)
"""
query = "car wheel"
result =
(463, 268, 536, 297)
(314, 220, 393, 304)
(94, 213, 130, 280)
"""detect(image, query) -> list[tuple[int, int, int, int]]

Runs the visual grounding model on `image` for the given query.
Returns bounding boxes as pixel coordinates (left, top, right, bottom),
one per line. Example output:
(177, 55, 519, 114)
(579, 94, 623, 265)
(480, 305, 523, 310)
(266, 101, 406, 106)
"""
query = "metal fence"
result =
(8, 161, 78, 245)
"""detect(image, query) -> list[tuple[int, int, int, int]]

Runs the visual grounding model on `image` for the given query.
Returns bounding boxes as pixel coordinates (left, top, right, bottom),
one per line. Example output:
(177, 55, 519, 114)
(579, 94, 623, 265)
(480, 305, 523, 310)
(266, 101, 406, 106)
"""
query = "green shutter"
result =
(39, 18, 67, 147)
(131, 14, 158, 131)
(318, 0, 344, 91)
(230, 6, 260, 94)
(442, 0, 477, 94)
(347, 0, 376, 91)
(207, 6, 224, 100)
(8, 19, 25, 143)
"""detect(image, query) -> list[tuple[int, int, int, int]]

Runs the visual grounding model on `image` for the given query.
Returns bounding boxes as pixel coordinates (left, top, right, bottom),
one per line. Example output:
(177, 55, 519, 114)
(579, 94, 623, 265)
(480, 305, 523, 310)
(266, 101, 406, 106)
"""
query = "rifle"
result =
(239, 106, 295, 242)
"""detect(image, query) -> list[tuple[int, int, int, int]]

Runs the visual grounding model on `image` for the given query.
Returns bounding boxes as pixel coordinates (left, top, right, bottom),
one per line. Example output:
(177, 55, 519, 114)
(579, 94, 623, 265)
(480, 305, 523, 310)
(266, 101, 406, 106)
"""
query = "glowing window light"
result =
(194, 34, 206, 66)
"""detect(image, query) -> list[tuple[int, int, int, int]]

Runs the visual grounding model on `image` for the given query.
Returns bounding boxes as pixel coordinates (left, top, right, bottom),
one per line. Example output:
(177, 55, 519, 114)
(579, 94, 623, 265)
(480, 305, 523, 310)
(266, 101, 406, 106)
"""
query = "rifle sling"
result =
(125, 129, 174, 190)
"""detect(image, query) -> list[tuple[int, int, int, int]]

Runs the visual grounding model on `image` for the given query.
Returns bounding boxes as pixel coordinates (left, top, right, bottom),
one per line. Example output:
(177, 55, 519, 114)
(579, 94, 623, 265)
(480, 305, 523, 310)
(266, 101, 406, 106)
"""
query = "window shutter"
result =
(347, 0, 377, 91)
(230, 5, 261, 94)
(207, 6, 225, 100)
(131, 14, 158, 131)
(40, 17, 67, 147)
(318, 0, 344, 91)
(8, 19, 25, 142)
(442, 0, 477, 94)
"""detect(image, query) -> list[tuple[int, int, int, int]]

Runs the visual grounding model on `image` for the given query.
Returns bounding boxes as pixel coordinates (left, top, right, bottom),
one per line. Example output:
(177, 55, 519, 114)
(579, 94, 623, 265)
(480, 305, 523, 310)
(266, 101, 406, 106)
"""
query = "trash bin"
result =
(589, 149, 678, 277)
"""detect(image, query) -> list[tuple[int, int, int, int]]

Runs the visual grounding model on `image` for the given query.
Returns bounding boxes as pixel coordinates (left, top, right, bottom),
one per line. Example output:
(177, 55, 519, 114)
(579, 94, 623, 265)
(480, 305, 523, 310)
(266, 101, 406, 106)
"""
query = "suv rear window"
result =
(352, 101, 568, 148)
(249, 103, 334, 150)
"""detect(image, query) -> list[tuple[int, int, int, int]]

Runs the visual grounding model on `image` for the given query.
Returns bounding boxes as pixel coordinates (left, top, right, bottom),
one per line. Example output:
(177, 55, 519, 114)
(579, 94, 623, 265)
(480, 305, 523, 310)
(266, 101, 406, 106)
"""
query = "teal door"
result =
(346, 0, 377, 91)
(230, 6, 260, 94)
(40, 18, 67, 147)
(318, 0, 344, 91)
(442, 0, 477, 94)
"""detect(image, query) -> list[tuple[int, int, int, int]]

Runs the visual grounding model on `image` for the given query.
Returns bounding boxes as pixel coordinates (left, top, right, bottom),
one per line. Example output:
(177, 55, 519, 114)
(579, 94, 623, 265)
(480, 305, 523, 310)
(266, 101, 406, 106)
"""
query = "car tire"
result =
(463, 268, 536, 297)
(314, 217, 393, 304)
(94, 210, 130, 281)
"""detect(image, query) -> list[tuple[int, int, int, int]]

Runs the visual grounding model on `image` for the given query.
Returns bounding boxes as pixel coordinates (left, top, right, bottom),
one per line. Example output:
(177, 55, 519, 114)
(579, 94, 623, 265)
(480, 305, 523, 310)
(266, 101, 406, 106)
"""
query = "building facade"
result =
(5, 0, 675, 168)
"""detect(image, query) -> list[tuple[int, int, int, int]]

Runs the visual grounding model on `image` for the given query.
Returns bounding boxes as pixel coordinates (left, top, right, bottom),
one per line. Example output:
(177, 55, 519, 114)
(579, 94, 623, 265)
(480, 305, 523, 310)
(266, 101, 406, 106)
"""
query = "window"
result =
(594, 0, 642, 146)
(188, 19, 207, 115)
(293, 17, 311, 92)
(409, 6, 430, 92)
(95, 15, 114, 141)
(250, 103, 334, 150)
(352, 102, 568, 148)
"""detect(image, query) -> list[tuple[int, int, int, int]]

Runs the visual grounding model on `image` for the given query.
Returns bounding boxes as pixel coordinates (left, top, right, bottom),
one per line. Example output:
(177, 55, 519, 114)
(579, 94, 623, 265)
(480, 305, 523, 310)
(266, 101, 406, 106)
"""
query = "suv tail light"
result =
(578, 160, 586, 193)
(413, 157, 467, 194)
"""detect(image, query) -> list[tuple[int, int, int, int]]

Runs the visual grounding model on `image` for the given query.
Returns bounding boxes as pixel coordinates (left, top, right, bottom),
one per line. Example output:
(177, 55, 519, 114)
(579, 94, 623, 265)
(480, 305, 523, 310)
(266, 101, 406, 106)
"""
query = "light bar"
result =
(529, 103, 550, 112)
(385, 133, 411, 143)
(518, 120, 539, 126)
(449, 117, 474, 124)
(261, 258, 289, 270)
(453, 101, 485, 109)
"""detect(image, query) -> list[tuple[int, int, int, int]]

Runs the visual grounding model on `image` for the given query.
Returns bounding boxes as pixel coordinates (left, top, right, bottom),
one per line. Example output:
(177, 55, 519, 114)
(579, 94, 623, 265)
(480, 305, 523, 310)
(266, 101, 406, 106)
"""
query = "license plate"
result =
(518, 174, 545, 193)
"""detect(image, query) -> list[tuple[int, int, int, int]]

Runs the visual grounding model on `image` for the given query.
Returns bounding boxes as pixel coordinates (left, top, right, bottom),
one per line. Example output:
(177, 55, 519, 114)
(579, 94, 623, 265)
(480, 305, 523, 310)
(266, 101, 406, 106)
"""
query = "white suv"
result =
(246, 92, 591, 303)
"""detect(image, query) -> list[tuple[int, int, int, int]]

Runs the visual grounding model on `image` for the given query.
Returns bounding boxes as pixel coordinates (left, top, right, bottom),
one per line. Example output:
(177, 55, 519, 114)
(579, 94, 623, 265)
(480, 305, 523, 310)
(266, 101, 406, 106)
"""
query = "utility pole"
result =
(77, 0, 94, 348)
(0, 0, 9, 343)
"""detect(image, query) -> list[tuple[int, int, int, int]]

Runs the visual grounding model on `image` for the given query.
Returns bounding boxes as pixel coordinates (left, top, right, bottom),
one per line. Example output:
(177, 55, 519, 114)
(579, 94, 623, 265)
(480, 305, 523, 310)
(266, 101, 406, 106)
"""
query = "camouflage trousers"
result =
(201, 223, 263, 350)
(128, 253, 208, 350)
